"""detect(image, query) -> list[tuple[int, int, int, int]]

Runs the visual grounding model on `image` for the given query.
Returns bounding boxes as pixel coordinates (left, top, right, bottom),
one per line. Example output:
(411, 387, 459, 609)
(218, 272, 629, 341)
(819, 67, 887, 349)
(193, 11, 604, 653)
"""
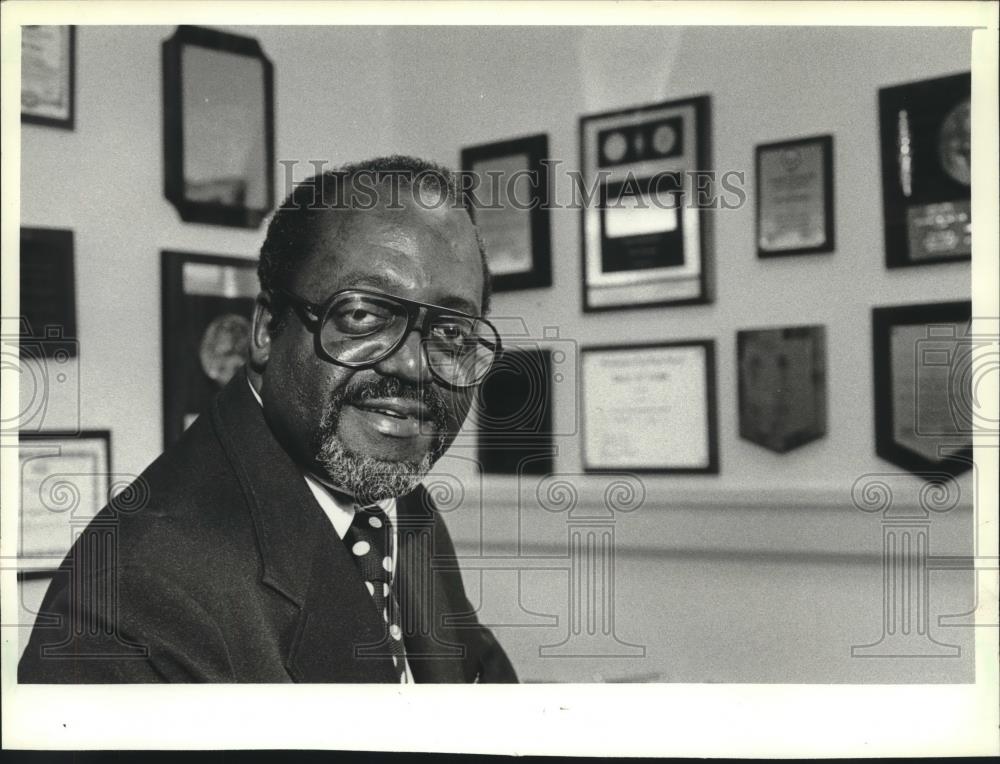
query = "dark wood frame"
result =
(579, 95, 712, 313)
(475, 346, 555, 475)
(580, 340, 719, 474)
(755, 134, 835, 258)
(161, 250, 258, 447)
(162, 25, 275, 228)
(19, 227, 77, 358)
(878, 72, 971, 268)
(461, 133, 552, 292)
(18, 429, 112, 564)
(21, 25, 76, 130)
(872, 301, 973, 478)
(736, 324, 827, 453)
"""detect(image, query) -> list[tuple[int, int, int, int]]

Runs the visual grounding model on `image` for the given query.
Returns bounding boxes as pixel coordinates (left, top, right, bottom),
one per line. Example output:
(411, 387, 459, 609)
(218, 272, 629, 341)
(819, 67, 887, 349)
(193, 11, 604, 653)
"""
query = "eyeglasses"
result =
(272, 287, 502, 388)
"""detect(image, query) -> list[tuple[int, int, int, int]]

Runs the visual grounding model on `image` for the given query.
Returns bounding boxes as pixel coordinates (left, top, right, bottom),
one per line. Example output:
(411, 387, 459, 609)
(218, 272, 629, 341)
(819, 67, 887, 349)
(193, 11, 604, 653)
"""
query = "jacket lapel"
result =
(395, 488, 477, 683)
(211, 375, 396, 683)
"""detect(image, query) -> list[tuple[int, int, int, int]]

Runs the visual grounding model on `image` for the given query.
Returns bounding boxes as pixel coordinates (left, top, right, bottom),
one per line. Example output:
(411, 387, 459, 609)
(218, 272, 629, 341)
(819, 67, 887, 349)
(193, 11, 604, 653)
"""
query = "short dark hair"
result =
(258, 155, 491, 327)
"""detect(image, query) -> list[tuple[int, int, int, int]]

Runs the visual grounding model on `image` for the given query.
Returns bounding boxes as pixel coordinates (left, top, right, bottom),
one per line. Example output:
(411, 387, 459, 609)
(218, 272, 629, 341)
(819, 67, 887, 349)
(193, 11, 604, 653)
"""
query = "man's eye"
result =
(432, 322, 470, 340)
(331, 304, 392, 334)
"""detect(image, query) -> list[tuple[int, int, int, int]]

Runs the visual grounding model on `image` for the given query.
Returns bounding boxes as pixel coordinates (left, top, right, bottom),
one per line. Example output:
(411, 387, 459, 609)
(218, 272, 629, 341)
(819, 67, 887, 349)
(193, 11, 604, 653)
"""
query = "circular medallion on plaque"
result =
(199, 313, 251, 386)
(780, 148, 803, 173)
(602, 132, 627, 163)
(938, 98, 971, 186)
(652, 124, 677, 155)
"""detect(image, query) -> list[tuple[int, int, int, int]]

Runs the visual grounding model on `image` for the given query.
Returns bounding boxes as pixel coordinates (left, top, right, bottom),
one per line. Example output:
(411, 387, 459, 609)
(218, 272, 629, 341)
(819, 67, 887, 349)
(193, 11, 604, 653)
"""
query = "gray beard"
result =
(312, 376, 450, 504)
(315, 433, 435, 505)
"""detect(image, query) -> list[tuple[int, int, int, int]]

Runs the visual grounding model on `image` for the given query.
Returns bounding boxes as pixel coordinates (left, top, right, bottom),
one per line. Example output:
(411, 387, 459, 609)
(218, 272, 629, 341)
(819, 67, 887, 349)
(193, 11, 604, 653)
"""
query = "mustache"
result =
(337, 375, 450, 428)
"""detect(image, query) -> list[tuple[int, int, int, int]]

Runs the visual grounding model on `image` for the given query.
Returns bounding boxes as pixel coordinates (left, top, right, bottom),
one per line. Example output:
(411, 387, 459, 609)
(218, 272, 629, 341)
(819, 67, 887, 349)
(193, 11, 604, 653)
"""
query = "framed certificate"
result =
(581, 341, 718, 473)
(21, 25, 75, 129)
(872, 301, 972, 478)
(878, 72, 971, 268)
(461, 134, 552, 292)
(19, 430, 110, 561)
(579, 96, 712, 311)
(162, 26, 275, 228)
(737, 325, 827, 452)
(755, 135, 834, 257)
(161, 251, 258, 446)
(19, 227, 77, 358)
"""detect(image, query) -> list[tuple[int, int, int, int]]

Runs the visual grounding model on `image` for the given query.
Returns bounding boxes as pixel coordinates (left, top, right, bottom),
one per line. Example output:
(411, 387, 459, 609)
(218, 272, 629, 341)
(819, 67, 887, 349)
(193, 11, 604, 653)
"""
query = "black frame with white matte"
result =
(460, 133, 552, 292)
(17, 429, 112, 576)
(21, 25, 76, 130)
(162, 25, 275, 228)
(580, 340, 719, 474)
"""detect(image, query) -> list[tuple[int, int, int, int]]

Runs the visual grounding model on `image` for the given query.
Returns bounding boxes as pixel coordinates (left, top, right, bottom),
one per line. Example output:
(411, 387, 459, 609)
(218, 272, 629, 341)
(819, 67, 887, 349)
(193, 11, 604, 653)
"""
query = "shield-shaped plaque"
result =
(872, 302, 973, 478)
(737, 325, 827, 453)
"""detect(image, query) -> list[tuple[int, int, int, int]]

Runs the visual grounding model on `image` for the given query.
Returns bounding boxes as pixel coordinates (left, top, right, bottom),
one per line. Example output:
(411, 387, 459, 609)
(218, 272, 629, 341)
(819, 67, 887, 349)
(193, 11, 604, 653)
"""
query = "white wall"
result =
(19, 26, 976, 681)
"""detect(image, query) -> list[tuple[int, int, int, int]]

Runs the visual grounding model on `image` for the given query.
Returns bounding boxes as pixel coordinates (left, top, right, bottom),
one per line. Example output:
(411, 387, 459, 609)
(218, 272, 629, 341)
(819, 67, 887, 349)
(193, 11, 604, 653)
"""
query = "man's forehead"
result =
(294, 194, 484, 307)
(307, 200, 477, 258)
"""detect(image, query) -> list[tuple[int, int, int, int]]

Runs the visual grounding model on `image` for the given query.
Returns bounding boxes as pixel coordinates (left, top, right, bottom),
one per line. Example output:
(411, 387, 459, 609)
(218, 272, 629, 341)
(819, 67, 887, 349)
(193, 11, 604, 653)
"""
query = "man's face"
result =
(253, 188, 484, 502)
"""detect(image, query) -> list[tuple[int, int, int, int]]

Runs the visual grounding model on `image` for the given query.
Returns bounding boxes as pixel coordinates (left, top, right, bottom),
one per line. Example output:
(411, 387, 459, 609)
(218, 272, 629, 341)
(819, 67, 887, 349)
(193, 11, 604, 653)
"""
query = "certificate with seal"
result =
(581, 341, 718, 473)
(878, 73, 971, 267)
(579, 96, 712, 311)
(161, 251, 258, 446)
(19, 431, 110, 561)
(21, 25, 75, 129)
(756, 135, 834, 257)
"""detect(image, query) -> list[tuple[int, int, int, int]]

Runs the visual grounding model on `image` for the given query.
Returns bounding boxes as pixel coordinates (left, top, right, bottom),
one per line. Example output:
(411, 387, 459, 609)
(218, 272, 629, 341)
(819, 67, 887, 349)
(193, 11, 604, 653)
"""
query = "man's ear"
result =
(249, 291, 274, 371)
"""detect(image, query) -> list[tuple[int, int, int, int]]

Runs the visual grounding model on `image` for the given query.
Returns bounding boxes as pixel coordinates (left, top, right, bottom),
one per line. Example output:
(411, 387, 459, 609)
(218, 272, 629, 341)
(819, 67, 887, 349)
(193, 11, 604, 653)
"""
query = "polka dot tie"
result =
(343, 505, 406, 682)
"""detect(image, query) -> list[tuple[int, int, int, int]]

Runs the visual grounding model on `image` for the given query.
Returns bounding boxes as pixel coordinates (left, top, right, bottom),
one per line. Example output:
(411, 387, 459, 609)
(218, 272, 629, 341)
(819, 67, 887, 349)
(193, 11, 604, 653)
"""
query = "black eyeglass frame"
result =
(271, 286, 503, 388)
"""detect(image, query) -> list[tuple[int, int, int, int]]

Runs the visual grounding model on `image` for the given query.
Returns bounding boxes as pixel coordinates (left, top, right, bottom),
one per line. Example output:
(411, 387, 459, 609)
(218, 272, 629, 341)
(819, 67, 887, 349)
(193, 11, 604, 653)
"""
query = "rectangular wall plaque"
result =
(579, 96, 712, 311)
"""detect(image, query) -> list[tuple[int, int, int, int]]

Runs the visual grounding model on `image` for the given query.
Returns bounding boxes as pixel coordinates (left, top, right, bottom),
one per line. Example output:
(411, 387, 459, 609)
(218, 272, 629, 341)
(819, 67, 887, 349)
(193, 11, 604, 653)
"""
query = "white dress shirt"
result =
(247, 376, 412, 683)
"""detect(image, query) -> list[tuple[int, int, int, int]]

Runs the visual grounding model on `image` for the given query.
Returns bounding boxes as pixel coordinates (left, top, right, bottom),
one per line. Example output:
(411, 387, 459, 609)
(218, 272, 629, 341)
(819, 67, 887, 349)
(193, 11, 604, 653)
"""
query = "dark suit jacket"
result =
(18, 376, 517, 683)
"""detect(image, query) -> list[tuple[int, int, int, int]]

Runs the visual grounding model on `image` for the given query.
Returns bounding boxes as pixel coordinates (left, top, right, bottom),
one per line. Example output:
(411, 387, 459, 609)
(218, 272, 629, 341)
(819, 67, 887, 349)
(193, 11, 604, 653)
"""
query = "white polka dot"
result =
(390, 624, 402, 640)
(369, 515, 383, 529)
(382, 556, 393, 572)
(352, 541, 371, 557)
(365, 581, 375, 596)
(383, 608, 389, 622)
(382, 583, 390, 597)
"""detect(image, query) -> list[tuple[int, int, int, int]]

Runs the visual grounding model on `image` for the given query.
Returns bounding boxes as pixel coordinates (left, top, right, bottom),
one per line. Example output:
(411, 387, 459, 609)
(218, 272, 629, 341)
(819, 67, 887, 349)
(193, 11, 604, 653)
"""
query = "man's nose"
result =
(373, 328, 433, 384)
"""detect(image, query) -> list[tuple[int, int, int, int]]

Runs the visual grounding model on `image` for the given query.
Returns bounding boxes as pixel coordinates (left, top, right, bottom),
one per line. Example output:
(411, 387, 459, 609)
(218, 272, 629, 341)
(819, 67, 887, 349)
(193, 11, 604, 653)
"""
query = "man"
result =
(19, 156, 517, 683)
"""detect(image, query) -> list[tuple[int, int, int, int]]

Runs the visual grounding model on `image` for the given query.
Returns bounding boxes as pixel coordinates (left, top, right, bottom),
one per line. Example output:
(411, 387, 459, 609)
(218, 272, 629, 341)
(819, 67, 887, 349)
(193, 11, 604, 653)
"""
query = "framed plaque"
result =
(755, 135, 834, 257)
(737, 325, 827, 453)
(19, 227, 77, 359)
(476, 348, 554, 474)
(162, 26, 275, 228)
(581, 341, 718, 473)
(878, 72, 971, 267)
(162, 251, 258, 446)
(579, 96, 712, 311)
(461, 134, 552, 292)
(872, 301, 972, 478)
(19, 430, 110, 561)
(21, 25, 75, 129)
